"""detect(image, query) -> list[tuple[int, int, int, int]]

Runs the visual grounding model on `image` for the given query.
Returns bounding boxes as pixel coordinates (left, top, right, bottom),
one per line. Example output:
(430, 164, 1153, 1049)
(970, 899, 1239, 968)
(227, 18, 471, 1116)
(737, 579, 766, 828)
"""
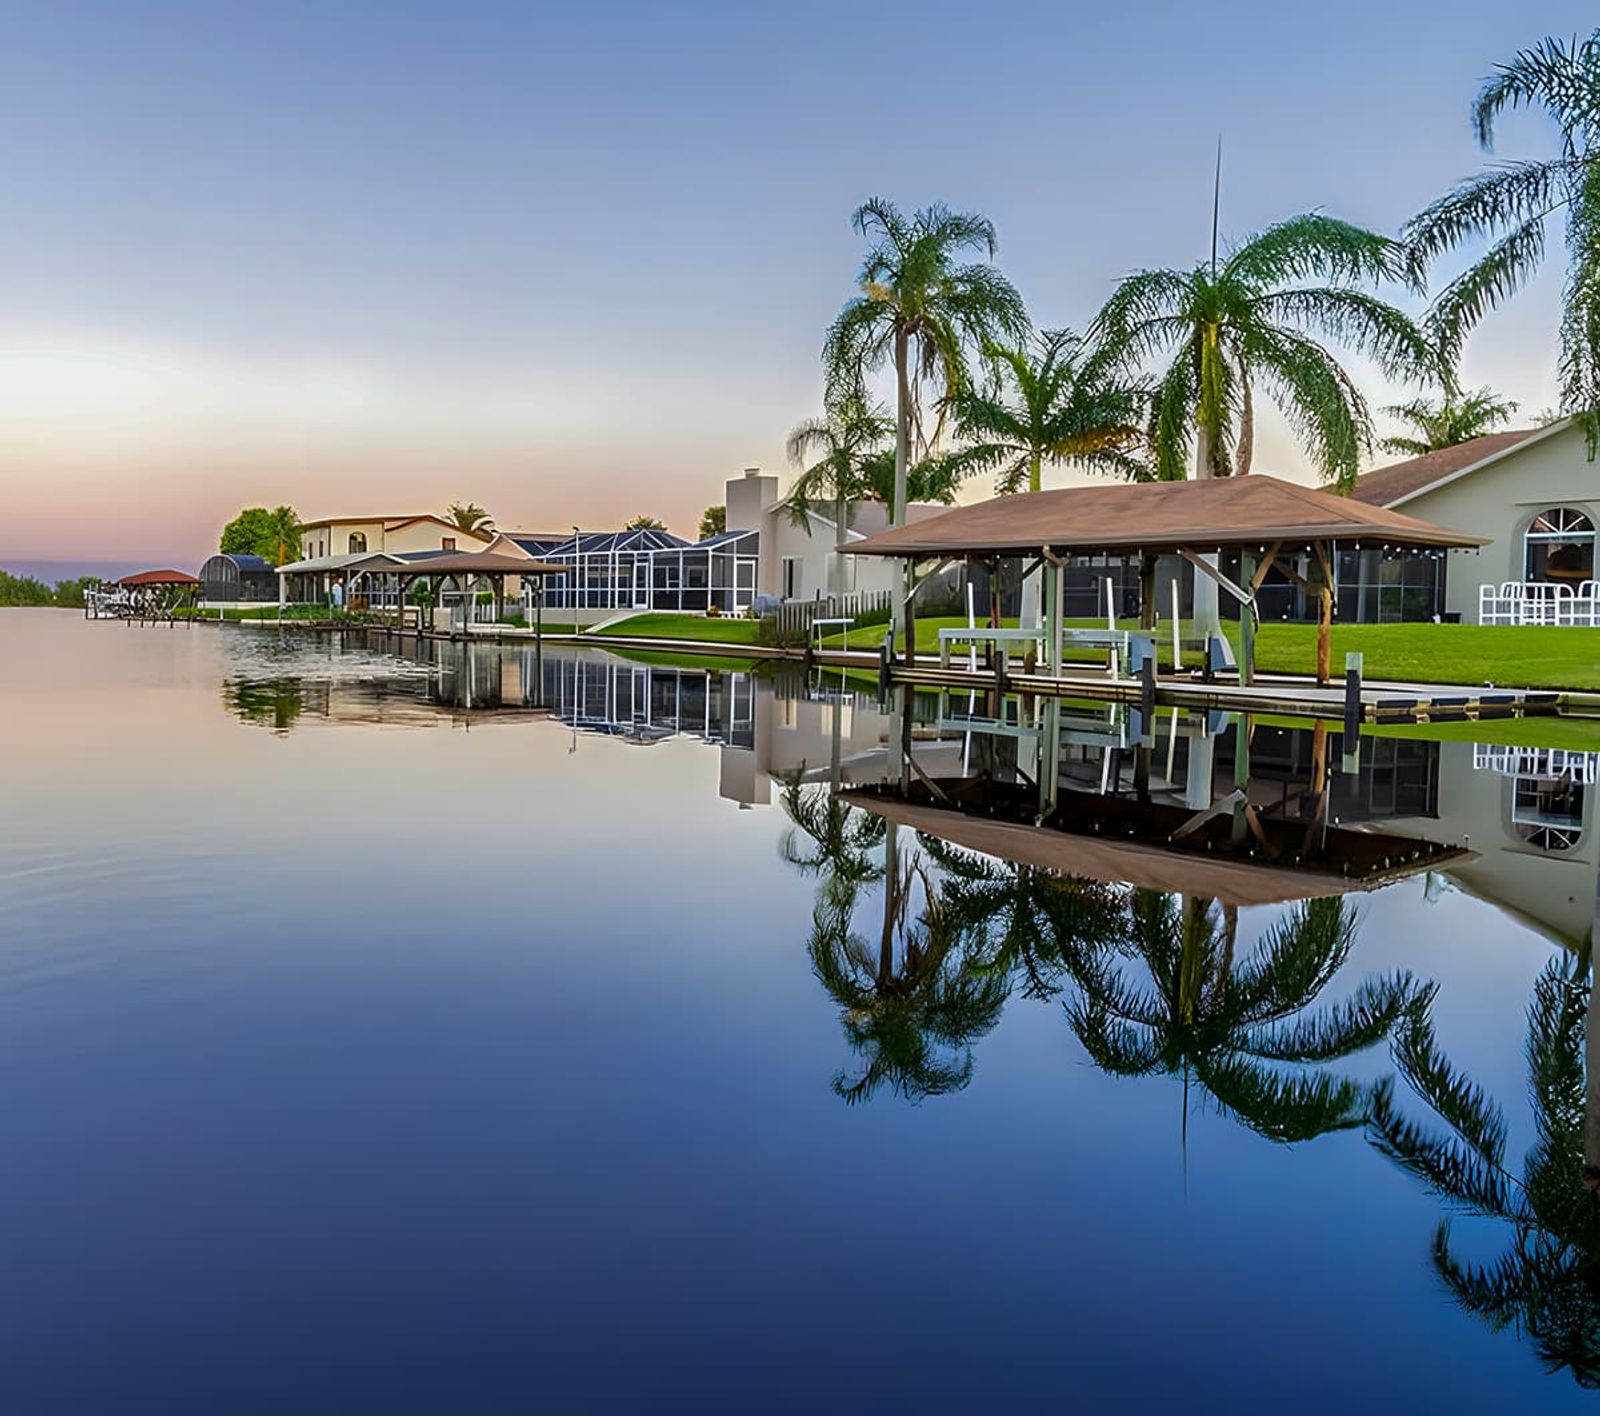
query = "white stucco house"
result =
(1350, 417, 1597, 624)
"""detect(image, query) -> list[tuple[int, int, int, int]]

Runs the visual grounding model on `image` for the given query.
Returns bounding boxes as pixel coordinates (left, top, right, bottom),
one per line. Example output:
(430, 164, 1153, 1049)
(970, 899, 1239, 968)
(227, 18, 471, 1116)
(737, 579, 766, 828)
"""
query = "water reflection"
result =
(1371, 951, 1600, 1387)
(1067, 892, 1425, 1144)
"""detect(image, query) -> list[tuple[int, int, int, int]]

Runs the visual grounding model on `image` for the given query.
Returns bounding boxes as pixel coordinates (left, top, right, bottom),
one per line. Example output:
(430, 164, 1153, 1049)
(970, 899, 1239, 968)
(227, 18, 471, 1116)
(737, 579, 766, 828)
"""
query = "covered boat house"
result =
(842, 474, 1488, 684)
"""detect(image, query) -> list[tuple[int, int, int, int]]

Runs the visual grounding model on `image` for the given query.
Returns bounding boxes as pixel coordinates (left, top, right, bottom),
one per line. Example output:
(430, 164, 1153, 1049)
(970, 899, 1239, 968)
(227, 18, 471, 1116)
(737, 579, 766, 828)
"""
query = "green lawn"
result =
(591, 613, 763, 645)
(819, 617, 1600, 692)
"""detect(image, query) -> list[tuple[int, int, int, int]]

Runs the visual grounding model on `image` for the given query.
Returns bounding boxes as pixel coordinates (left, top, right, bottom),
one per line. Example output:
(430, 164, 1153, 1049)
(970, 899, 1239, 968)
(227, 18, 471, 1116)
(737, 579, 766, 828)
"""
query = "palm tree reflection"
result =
(917, 835, 1123, 1001)
(1067, 892, 1427, 1143)
(781, 775, 1008, 1103)
(807, 834, 1008, 1104)
(1369, 952, 1600, 1386)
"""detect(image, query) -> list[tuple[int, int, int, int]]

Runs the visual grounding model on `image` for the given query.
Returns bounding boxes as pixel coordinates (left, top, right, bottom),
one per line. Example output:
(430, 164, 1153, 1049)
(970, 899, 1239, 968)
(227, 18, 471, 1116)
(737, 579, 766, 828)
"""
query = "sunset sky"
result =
(3, 1, 1592, 572)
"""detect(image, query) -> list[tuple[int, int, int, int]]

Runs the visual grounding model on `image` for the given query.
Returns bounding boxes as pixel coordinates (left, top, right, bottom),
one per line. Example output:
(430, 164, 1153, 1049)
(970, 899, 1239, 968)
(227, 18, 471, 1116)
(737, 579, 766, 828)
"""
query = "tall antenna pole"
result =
(1210, 135, 1222, 274)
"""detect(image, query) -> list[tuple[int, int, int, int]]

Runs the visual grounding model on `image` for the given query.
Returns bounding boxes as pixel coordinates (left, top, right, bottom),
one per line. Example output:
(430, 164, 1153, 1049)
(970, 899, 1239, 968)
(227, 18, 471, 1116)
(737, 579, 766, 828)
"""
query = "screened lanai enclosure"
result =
(506, 528, 759, 614)
(199, 553, 277, 603)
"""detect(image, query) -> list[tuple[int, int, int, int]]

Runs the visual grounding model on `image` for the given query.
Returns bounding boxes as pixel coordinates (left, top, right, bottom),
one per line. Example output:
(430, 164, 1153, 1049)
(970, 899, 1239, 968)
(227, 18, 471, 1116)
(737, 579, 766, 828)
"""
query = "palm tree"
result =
(784, 393, 893, 593)
(941, 328, 1149, 494)
(858, 447, 963, 508)
(445, 502, 495, 535)
(917, 835, 1125, 1001)
(1092, 214, 1439, 490)
(1380, 386, 1520, 456)
(1404, 32, 1600, 446)
(824, 199, 1028, 635)
(1368, 954, 1600, 1386)
(1066, 891, 1427, 1144)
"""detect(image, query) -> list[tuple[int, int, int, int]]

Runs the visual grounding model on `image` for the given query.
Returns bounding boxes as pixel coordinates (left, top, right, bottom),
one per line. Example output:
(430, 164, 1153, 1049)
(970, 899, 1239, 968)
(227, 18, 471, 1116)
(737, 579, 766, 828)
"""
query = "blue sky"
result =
(1, 2, 1593, 562)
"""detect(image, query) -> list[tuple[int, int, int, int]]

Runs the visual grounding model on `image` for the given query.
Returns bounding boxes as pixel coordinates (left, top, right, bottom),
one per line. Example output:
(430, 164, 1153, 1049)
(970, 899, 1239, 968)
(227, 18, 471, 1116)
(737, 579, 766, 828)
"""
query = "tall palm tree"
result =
(1404, 32, 1600, 446)
(858, 447, 963, 508)
(1066, 891, 1427, 1144)
(445, 502, 495, 535)
(784, 393, 893, 593)
(941, 328, 1149, 494)
(1368, 954, 1600, 1386)
(1092, 214, 1439, 490)
(1380, 386, 1520, 456)
(824, 199, 1028, 636)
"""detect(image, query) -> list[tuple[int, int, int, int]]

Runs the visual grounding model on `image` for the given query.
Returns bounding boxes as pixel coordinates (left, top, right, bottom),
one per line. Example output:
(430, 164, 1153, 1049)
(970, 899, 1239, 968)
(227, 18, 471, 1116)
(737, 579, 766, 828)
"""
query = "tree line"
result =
(0, 570, 98, 608)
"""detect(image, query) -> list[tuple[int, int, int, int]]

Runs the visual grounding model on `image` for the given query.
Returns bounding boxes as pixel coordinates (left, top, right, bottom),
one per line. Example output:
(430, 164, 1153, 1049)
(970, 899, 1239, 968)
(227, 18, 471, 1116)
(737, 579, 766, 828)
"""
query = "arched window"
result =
(348, 532, 367, 553)
(1524, 506, 1594, 583)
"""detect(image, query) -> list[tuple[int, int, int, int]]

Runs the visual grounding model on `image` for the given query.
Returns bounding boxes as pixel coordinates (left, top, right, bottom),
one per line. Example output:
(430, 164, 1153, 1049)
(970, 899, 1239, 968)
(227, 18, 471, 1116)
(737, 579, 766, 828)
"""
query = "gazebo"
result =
(115, 569, 201, 620)
(842, 475, 1488, 684)
(366, 551, 566, 632)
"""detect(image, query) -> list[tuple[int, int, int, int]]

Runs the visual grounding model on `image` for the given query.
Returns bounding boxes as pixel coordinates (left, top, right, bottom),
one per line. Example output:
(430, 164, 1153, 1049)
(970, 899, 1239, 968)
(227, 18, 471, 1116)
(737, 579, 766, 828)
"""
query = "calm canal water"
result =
(1, 609, 1596, 1413)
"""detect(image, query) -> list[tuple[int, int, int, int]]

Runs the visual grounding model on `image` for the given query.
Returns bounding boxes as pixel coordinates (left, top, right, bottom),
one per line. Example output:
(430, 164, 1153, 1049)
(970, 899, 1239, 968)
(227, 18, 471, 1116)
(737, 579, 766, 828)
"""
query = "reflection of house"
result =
(1387, 740, 1598, 949)
(297, 515, 489, 560)
(1352, 418, 1596, 623)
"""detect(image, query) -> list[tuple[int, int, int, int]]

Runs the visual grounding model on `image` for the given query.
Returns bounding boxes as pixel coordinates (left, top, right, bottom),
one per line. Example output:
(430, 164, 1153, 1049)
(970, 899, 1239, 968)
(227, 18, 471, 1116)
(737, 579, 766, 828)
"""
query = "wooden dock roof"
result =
(839, 474, 1489, 558)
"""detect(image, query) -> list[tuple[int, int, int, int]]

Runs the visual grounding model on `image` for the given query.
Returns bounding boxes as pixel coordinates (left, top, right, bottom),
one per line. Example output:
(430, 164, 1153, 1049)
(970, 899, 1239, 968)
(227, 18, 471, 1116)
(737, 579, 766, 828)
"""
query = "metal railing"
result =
(1479, 580, 1600, 626)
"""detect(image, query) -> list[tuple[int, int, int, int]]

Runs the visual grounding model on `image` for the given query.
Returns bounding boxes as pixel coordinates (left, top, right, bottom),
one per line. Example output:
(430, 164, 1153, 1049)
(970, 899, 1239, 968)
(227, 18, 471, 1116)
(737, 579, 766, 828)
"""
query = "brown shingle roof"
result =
(840, 474, 1487, 559)
(1348, 428, 1545, 507)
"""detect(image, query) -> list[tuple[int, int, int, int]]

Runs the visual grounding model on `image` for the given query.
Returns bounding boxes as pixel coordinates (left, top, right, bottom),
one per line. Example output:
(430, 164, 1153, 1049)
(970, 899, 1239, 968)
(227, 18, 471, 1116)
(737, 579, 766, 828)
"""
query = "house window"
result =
(1524, 506, 1595, 584)
(782, 557, 801, 600)
(443, 537, 457, 551)
(348, 532, 367, 553)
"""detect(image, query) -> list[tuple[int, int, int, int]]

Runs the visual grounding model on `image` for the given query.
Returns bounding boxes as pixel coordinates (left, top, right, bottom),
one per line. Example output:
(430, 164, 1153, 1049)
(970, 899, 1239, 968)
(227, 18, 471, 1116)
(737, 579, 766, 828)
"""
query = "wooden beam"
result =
(1248, 542, 1283, 594)
(1176, 548, 1251, 605)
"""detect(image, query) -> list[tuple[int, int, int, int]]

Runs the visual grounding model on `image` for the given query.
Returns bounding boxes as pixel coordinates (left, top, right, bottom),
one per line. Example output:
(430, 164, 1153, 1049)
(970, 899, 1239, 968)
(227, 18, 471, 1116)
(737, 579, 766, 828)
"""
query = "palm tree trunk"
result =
(833, 487, 849, 596)
(891, 328, 911, 646)
(1235, 365, 1254, 476)
(1192, 424, 1222, 637)
(1018, 449, 1044, 631)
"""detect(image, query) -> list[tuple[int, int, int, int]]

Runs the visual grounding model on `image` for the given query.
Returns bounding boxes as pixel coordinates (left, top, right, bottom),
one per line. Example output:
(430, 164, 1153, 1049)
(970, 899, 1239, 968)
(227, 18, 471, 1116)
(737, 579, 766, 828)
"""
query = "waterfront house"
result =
(1351, 417, 1596, 624)
(296, 514, 490, 561)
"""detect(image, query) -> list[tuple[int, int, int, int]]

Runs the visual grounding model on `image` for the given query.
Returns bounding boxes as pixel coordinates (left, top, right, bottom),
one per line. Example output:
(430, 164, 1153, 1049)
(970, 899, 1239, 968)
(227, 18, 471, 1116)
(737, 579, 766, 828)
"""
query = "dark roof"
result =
(841, 474, 1488, 559)
(1349, 428, 1547, 507)
(119, 569, 201, 586)
(208, 553, 273, 573)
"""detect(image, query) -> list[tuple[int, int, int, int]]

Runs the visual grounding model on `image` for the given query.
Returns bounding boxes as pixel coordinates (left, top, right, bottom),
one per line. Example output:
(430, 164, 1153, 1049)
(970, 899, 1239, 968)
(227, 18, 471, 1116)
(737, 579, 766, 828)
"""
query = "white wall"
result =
(1394, 423, 1599, 620)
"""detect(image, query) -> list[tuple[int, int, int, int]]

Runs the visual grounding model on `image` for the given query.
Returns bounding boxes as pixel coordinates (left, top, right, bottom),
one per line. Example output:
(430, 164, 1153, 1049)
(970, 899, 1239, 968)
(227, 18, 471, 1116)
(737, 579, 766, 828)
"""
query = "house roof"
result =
(1349, 427, 1550, 507)
(118, 569, 201, 586)
(383, 551, 565, 578)
(277, 552, 402, 574)
(841, 474, 1488, 559)
(502, 528, 688, 556)
(203, 553, 274, 573)
(296, 513, 490, 541)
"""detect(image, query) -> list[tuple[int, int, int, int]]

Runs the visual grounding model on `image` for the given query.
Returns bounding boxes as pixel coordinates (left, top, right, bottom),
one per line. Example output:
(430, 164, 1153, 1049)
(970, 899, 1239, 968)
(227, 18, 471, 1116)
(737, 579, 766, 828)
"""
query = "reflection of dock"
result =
(844, 780, 1471, 909)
